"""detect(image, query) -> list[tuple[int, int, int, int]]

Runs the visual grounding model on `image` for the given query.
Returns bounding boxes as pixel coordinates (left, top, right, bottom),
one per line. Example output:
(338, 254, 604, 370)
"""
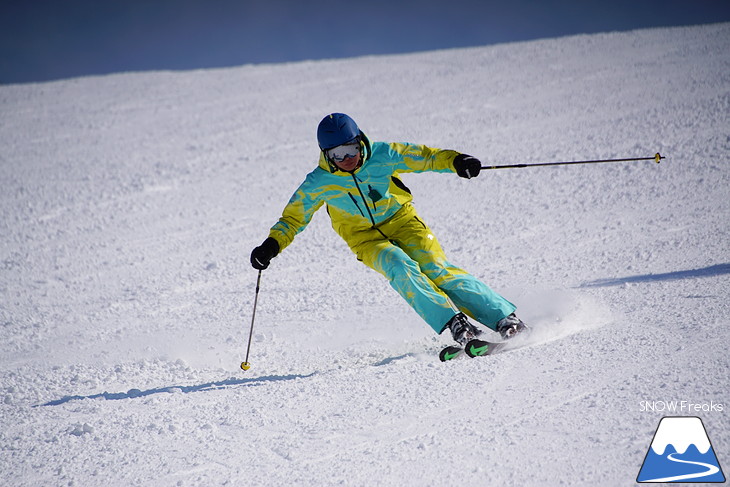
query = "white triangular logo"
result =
(637, 417, 726, 483)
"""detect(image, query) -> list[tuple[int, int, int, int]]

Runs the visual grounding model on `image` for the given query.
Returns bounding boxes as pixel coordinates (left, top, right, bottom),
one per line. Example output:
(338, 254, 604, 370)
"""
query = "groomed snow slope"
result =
(1, 23, 729, 487)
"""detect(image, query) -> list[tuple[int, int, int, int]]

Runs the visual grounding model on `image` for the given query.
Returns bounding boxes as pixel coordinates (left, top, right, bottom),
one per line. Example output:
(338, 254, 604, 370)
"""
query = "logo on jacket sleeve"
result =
(637, 416, 726, 483)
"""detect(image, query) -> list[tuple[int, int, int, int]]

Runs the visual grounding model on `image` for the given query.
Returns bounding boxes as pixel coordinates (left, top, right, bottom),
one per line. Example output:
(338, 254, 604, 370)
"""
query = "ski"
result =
(439, 318, 531, 361)
(438, 339, 506, 361)
(438, 345, 464, 362)
(465, 338, 508, 357)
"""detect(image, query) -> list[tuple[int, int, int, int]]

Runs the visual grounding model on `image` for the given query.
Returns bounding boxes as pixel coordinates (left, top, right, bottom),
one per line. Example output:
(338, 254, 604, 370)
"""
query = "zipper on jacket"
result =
(351, 174, 377, 226)
(351, 173, 388, 239)
(348, 193, 366, 218)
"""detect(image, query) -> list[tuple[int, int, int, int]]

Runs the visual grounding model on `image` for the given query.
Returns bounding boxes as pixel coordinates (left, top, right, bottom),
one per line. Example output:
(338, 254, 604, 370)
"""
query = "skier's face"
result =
(334, 152, 362, 172)
(326, 140, 362, 172)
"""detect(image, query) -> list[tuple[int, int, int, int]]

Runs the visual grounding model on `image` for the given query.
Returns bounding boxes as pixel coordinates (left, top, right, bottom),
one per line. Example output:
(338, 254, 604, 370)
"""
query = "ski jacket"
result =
(268, 139, 461, 252)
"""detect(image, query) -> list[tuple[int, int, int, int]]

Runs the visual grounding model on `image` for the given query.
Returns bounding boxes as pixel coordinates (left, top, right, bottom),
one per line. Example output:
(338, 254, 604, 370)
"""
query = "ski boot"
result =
(439, 313, 482, 361)
(495, 313, 529, 340)
(448, 313, 483, 345)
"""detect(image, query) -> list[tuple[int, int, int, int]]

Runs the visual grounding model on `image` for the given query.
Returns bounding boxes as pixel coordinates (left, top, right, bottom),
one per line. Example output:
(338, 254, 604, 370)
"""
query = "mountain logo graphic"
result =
(637, 416, 726, 483)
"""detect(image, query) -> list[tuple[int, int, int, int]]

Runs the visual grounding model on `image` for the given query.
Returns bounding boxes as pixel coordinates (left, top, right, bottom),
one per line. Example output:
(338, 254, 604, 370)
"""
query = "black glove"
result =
(453, 154, 482, 179)
(250, 237, 280, 270)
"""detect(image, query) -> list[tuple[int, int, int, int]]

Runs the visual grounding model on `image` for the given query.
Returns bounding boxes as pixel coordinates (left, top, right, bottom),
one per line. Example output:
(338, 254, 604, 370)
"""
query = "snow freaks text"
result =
(639, 401, 724, 413)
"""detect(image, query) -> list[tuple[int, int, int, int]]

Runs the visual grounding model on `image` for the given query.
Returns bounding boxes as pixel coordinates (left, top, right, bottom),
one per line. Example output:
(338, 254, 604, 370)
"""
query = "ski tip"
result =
(464, 339, 509, 357)
(439, 346, 463, 362)
(465, 339, 491, 357)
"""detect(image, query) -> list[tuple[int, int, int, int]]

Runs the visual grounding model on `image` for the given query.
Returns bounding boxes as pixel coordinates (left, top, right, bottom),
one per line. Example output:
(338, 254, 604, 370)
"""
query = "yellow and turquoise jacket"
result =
(268, 137, 461, 252)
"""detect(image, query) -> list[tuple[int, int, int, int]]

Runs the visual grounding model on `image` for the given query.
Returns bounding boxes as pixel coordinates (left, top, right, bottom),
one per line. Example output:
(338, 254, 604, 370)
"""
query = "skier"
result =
(250, 113, 527, 355)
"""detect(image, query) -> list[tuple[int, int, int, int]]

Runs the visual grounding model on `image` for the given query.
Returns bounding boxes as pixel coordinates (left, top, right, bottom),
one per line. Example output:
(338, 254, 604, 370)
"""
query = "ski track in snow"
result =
(1, 23, 729, 486)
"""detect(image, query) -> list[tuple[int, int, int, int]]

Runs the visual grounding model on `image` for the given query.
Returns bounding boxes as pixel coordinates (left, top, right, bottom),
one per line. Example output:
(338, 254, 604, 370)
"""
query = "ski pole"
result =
(240, 269, 262, 371)
(481, 152, 664, 170)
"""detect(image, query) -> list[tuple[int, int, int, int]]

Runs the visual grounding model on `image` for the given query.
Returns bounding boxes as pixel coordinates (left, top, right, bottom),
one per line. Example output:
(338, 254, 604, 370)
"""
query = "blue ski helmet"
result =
(317, 113, 360, 150)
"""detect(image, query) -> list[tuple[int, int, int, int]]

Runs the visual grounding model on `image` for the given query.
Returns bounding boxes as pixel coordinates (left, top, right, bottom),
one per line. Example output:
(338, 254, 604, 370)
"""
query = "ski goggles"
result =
(326, 141, 360, 162)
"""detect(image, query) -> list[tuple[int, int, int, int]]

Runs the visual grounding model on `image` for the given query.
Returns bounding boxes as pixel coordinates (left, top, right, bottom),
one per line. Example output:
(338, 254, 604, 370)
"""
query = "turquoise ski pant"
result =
(347, 206, 516, 333)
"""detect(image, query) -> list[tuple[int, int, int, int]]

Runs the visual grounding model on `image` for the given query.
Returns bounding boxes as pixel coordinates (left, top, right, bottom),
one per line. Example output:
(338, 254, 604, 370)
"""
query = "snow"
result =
(1, 22, 729, 486)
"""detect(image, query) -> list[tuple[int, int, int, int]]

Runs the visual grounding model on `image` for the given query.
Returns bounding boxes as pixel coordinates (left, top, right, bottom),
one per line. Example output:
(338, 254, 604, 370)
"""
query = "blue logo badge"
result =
(637, 416, 725, 483)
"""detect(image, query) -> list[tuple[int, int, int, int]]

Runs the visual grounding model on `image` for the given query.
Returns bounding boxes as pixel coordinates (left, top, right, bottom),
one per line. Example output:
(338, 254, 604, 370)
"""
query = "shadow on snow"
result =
(38, 372, 316, 407)
(579, 263, 730, 288)
(38, 351, 419, 407)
